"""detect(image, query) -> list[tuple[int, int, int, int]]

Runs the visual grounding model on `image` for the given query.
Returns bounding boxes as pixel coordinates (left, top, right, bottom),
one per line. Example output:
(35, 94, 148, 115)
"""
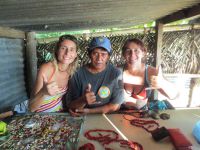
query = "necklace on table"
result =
(82, 129, 143, 150)
(123, 115, 159, 133)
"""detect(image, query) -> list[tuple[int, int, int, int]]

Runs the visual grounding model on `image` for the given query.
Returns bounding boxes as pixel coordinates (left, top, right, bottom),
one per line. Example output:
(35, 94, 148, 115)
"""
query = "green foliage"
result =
(165, 19, 189, 26)
(36, 19, 189, 39)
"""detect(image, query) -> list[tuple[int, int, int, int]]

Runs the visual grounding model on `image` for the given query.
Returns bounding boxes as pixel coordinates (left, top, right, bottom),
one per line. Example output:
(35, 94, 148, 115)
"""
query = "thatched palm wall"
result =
(37, 29, 200, 107)
(37, 30, 200, 74)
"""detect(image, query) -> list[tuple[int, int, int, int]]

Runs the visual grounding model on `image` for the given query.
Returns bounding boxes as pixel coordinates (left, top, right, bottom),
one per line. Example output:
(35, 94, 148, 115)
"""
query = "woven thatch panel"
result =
(37, 33, 156, 68)
(37, 30, 200, 74)
(37, 30, 200, 107)
(162, 29, 200, 74)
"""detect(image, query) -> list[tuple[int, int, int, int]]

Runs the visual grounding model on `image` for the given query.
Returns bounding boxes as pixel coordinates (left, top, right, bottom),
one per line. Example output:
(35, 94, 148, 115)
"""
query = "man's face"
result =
(90, 48, 110, 70)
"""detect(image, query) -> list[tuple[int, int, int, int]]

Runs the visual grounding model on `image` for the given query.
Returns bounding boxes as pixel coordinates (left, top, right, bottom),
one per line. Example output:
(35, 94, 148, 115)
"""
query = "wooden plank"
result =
(78, 114, 126, 149)
(164, 74, 200, 78)
(37, 25, 200, 43)
(158, 4, 200, 24)
(106, 109, 200, 150)
(25, 32, 37, 96)
(0, 26, 25, 39)
(153, 21, 164, 100)
(155, 21, 163, 67)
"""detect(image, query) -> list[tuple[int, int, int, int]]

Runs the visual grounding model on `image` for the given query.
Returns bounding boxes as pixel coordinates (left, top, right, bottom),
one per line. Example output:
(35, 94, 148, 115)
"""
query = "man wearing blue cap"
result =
(67, 37, 124, 116)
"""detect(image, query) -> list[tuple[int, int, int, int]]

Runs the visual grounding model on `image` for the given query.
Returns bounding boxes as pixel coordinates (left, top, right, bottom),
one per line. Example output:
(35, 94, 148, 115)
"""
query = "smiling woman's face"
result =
(57, 39, 77, 65)
(123, 42, 144, 65)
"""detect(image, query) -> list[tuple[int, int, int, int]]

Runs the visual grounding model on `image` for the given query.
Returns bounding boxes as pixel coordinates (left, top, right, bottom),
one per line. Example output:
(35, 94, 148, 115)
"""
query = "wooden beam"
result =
(158, 3, 200, 24)
(155, 21, 163, 67)
(25, 32, 37, 96)
(0, 26, 25, 39)
(37, 24, 200, 43)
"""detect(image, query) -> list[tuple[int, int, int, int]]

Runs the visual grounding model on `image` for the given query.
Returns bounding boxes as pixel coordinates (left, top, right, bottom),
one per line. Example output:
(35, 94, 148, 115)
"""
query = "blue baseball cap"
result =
(88, 37, 112, 54)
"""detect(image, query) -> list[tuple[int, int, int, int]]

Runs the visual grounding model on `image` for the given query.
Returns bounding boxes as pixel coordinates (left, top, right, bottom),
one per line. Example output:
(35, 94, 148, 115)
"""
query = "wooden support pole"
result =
(152, 21, 164, 100)
(25, 32, 37, 97)
(155, 21, 163, 67)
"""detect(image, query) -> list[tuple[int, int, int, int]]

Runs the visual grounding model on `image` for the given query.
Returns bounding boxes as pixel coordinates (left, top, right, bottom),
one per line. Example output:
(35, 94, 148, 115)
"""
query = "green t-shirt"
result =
(68, 63, 124, 108)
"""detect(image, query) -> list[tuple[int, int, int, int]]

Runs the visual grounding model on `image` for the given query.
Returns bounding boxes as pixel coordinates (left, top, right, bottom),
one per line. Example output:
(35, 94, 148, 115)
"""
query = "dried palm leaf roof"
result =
(0, 0, 199, 31)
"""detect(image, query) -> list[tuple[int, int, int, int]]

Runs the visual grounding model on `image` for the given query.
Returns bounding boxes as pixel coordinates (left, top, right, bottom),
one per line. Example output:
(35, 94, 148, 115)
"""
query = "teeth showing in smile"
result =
(64, 57, 71, 60)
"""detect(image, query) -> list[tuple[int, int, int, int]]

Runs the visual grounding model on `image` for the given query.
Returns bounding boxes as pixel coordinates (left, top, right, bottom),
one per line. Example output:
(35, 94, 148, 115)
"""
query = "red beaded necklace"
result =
(85, 129, 119, 145)
(79, 143, 95, 150)
(81, 129, 143, 150)
(123, 114, 159, 133)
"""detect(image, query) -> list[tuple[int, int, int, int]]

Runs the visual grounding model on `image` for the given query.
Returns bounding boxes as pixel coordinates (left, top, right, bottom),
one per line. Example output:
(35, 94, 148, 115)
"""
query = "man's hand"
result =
(84, 83, 96, 105)
(69, 108, 90, 117)
(76, 108, 90, 114)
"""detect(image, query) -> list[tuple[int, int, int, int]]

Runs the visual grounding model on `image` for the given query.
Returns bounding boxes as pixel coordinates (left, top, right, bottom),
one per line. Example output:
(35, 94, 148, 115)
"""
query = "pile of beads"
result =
(0, 114, 83, 150)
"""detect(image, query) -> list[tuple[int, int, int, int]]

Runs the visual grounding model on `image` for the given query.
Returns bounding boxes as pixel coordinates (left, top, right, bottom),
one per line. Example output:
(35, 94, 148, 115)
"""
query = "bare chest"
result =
(123, 71, 145, 94)
(52, 72, 69, 88)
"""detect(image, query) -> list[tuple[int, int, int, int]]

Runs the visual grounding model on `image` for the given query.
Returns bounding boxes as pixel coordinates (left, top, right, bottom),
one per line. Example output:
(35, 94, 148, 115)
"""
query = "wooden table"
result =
(79, 109, 200, 150)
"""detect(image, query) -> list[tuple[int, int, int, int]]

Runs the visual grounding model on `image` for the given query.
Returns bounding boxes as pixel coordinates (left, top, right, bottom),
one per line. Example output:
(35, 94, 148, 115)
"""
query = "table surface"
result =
(78, 109, 200, 150)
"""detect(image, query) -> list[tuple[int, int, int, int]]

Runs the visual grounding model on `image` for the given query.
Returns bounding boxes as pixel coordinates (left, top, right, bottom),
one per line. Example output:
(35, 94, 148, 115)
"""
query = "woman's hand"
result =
(150, 65, 165, 89)
(150, 75, 166, 89)
(42, 76, 64, 96)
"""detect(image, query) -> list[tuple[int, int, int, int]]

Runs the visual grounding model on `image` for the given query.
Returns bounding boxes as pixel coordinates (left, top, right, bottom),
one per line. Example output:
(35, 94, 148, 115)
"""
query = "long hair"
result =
(54, 35, 78, 77)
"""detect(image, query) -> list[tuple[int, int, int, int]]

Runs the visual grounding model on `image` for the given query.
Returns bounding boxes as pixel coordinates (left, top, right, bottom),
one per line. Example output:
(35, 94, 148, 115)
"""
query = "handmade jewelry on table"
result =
(82, 129, 143, 150)
(123, 114, 159, 133)
(0, 114, 83, 150)
(79, 143, 95, 150)
(117, 109, 149, 118)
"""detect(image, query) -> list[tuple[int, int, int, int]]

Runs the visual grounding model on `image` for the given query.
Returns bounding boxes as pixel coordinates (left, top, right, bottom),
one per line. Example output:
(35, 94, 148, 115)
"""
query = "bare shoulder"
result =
(38, 62, 54, 77)
(39, 62, 54, 72)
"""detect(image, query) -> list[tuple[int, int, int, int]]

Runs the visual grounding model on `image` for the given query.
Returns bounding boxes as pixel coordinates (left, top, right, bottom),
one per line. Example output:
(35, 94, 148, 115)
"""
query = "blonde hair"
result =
(53, 34, 79, 78)
(53, 58, 78, 78)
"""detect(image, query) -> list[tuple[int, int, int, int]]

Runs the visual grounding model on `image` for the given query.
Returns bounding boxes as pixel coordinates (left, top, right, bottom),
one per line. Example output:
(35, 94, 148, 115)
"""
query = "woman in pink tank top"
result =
(29, 35, 78, 112)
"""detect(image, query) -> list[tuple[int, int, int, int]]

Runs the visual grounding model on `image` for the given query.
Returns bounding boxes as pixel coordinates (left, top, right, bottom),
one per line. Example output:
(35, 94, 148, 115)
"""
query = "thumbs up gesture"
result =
(42, 75, 63, 96)
(84, 83, 96, 105)
(150, 65, 165, 90)
(85, 83, 92, 92)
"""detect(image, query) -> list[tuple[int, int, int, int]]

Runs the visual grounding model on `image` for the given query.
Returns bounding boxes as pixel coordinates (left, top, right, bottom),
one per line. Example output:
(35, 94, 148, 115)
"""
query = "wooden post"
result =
(155, 21, 163, 67)
(25, 32, 37, 97)
(153, 21, 164, 100)
(187, 78, 195, 107)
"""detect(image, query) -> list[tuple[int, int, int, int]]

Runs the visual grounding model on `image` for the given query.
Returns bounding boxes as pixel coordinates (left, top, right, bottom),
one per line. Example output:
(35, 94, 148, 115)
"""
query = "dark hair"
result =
(55, 34, 78, 60)
(122, 38, 147, 55)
